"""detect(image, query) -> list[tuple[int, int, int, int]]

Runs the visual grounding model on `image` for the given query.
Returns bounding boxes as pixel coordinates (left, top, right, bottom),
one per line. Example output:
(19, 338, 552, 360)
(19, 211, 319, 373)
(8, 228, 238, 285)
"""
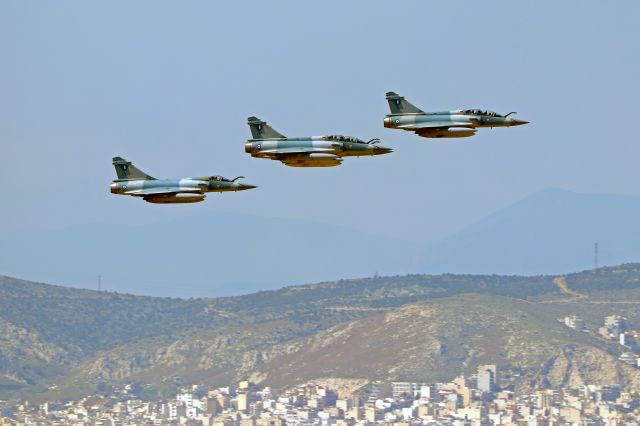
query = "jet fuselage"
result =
(384, 92, 528, 138)
(384, 110, 529, 138)
(245, 136, 392, 167)
(111, 171, 255, 204)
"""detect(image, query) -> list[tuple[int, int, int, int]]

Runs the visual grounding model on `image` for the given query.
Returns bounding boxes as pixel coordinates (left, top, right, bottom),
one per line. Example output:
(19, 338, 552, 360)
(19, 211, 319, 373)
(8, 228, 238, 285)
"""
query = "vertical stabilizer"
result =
(247, 116, 286, 139)
(112, 157, 156, 180)
(386, 92, 424, 114)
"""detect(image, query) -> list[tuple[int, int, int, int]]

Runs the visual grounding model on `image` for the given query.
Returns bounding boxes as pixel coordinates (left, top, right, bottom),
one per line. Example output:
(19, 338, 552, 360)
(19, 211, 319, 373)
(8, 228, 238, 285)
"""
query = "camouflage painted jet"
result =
(244, 116, 392, 167)
(384, 92, 529, 138)
(110, 157, 256, 204)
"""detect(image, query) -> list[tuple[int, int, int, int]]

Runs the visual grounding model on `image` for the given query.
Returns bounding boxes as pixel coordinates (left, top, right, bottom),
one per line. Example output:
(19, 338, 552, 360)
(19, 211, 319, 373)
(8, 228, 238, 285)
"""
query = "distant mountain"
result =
(2, 189, 640, 298)
(0, 213, 420, 298)
(3, 265, 640, 400)
(424, 189, 640, 275)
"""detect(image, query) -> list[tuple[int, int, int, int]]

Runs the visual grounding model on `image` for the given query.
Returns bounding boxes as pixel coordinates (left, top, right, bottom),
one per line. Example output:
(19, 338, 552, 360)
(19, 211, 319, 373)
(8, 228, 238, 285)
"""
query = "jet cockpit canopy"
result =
(324, 135, 365, 143)
(463, 109, 503, 117)
(205, 175, 245, 183)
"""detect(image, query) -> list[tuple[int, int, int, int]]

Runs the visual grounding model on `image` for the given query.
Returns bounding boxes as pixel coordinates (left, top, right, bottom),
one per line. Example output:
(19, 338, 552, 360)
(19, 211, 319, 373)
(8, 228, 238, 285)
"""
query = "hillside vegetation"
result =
(1, 264, 640, 399)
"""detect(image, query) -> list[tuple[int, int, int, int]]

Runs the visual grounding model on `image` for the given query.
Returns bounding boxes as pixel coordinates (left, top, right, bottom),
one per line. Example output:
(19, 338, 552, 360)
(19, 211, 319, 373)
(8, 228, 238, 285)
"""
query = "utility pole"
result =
(594, 242, 599, 270)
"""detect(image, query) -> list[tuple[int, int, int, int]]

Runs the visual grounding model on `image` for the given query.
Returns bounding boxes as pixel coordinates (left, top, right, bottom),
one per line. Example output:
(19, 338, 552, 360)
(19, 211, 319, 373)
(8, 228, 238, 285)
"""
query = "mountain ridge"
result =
(2, 264, 640, 400)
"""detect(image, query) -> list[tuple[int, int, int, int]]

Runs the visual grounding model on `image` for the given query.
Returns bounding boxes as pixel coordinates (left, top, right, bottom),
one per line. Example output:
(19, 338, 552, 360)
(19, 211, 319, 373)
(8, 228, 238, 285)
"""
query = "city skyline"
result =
(3, 364, 638, 425)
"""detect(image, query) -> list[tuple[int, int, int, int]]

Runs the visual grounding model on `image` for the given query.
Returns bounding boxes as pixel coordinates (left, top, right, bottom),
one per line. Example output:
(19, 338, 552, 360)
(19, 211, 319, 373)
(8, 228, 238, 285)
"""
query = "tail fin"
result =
(247, 116, 286, 139)
(386, 92, 424, 114)
(112, 157, 156, 181)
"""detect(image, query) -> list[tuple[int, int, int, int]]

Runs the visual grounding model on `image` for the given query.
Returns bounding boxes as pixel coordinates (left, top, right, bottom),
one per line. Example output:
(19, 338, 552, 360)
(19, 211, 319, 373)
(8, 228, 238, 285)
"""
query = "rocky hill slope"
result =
(67, 294, 638, 396)
(2, 264, 640, 400)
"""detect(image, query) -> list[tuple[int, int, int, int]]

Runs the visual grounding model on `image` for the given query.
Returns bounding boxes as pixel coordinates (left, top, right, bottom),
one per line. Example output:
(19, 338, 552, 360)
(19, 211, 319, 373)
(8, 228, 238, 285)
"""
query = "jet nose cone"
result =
(373, 145, 393, 155)
(510, 118, 529, 126)
(236, 183, 257, 191)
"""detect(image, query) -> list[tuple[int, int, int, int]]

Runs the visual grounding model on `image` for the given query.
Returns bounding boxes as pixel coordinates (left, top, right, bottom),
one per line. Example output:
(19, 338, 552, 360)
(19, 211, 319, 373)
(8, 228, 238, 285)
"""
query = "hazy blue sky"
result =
(1, 2, 639, 295)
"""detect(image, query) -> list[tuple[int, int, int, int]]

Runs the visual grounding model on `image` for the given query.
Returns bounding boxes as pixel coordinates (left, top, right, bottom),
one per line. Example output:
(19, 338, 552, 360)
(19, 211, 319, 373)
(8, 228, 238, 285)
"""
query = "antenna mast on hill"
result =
(594, 242, 599, 270)
(98, 274, 102, 292)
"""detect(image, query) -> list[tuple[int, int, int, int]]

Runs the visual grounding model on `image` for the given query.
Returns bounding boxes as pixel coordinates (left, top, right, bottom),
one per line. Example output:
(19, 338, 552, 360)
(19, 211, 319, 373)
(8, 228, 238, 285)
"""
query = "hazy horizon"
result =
(3, 187, 640, 298)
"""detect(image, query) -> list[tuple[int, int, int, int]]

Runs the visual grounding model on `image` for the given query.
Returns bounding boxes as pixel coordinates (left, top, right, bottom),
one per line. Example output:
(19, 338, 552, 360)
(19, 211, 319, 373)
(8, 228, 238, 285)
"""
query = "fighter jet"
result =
(110, 157, 256, 204)
(244, 116, 392, 167)
(384, 92, 529, 138)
